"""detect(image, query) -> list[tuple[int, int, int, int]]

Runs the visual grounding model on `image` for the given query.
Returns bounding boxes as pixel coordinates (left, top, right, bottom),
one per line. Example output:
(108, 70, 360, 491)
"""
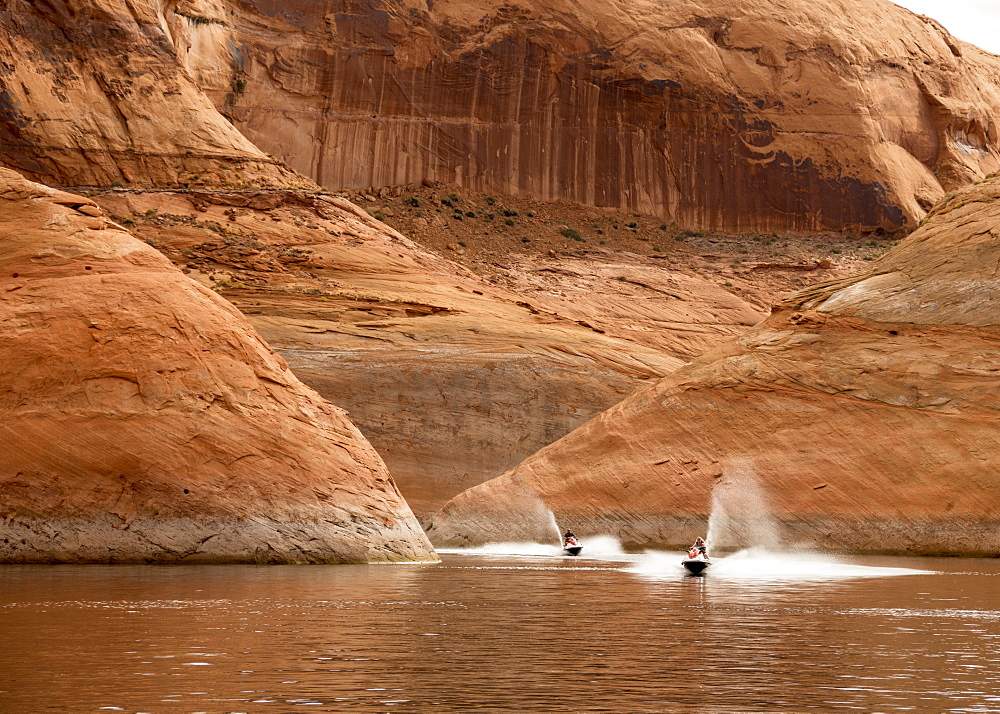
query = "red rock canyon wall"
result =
(200, 0, 1000, 231)
(5, 0, 1000, 230)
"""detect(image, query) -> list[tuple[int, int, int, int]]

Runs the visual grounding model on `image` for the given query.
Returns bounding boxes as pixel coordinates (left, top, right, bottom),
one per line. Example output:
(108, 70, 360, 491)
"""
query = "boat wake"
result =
(628, 546, 931, 581)
(438, 535, 630, 561)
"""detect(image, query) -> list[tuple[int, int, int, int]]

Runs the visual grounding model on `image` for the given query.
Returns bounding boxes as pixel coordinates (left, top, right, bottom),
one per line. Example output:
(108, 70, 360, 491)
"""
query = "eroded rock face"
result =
(0, 0, 301, 188)
(0, 169, 435, 563)
(427, 177, 1000, 556)
(193, 0, 1000, 231)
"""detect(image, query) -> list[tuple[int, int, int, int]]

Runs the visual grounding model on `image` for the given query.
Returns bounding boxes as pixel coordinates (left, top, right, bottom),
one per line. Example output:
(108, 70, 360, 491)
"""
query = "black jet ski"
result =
(681, 548, 710, 574)
(563, 538, 582, 556)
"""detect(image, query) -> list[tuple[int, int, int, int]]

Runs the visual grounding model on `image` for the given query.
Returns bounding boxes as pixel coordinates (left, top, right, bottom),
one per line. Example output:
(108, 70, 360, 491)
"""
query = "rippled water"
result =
(2, 547, 999, 711)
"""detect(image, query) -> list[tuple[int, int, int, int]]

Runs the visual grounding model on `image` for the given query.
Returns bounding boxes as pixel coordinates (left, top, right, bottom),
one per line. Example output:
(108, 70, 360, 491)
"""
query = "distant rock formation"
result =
(427, 175, 1000, 556)
(0, 168, 435, 563)
(201, 0, 1000, 231)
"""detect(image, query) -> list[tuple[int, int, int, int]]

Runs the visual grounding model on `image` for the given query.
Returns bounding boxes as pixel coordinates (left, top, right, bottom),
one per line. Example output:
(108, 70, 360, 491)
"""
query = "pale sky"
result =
(891, 0, 1000, 55)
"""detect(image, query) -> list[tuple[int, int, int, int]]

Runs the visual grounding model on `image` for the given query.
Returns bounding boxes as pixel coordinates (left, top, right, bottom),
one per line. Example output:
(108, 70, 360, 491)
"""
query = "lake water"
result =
(2, 542, 999, 712)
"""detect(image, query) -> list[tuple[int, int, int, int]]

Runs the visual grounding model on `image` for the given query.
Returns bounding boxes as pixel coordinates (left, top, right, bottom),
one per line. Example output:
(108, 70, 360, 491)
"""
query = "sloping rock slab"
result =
(0, 169, 435, 563)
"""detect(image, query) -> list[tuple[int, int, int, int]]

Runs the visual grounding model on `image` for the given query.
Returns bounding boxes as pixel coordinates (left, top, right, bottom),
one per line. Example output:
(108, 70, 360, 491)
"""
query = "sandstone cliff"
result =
(4, 0, 1000, 229)
(0, 168, 435, 563)
(427, 174, 1000, 556)
(91, 186, 748, 516)
(0, 0, 301, 188)
(189, 0, 1000, 232)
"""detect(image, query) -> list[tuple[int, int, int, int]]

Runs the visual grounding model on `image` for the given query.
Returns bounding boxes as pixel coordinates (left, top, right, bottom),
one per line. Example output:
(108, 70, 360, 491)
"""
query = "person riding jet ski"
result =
(562, 530, 582, 555)
(689, 537, 709, 559)
(682, 537, 711, 574)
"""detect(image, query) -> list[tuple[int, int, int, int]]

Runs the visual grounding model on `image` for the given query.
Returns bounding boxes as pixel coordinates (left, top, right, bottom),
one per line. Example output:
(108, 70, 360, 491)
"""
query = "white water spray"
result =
(629, 460, 930, 580)
(438, 534, 630, 560)
(706, 461, 782, 551)
(546, 508, 562, 545)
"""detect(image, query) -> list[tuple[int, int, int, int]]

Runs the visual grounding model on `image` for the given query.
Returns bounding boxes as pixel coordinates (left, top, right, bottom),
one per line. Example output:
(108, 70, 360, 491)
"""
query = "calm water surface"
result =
(2, 545, 999, 712)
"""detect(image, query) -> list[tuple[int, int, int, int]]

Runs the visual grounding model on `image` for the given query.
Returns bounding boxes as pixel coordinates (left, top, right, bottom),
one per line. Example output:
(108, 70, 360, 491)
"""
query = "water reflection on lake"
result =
(2, 547, 999, 711)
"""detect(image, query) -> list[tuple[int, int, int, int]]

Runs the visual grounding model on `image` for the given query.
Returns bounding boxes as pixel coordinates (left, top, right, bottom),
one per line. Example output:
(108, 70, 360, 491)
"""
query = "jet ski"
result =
(563, 537, 582, 556)
(681, 548, 710, 574)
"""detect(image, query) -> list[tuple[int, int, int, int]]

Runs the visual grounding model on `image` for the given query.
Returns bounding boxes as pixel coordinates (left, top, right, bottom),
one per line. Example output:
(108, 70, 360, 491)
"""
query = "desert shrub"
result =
(404, 196, 420, 207)
(560, 228, 582, 240)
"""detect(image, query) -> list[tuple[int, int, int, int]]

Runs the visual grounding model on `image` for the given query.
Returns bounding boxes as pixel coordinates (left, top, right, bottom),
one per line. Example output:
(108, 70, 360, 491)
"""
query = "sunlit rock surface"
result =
(0, 169, 435, 563)
(194, 0, 1000, 231)
(428, 176, 1000, 556)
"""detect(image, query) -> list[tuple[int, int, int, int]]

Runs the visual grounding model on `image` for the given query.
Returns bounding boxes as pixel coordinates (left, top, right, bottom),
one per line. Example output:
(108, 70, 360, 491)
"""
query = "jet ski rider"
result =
(691, 537, 709, 559)
(563, 530, 578, 547)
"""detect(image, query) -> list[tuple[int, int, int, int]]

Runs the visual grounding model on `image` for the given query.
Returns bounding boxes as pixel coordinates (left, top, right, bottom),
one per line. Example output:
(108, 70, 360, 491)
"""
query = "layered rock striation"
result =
(427, 176, 1000, 556)
(0, 169, 435, 563)
(196, 0, 1000, 231)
